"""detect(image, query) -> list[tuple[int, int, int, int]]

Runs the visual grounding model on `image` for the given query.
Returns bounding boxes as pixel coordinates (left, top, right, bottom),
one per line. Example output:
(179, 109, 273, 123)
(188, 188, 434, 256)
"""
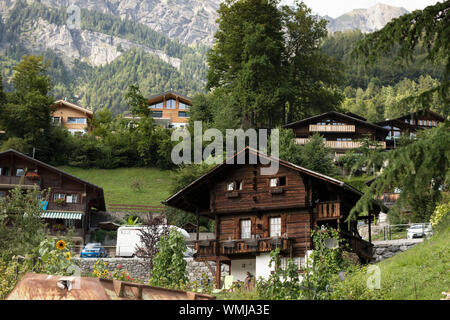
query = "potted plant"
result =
(54, 198, 66, 206)
(25, 171, 40, 181)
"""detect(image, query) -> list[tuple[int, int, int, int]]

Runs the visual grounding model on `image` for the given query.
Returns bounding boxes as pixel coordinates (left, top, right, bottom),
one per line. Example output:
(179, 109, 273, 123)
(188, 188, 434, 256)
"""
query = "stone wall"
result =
(72, 257, 229, 284)
(372, 239, 423, 262)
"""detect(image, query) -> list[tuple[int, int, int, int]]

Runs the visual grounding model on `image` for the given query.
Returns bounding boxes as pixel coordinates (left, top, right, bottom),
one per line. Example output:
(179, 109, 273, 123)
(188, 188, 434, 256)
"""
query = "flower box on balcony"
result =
(25, 172, 40, 181)
(269, 237, 282, 247)
(244, 239, 259, 247)
(198, 240, 211, 247)
(222, 240, 235, 248)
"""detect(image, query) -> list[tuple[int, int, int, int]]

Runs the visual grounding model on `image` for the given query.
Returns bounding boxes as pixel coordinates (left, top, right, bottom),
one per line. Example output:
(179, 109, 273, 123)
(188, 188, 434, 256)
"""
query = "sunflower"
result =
(65, 252, 71, 261)
(56, 240, 66, 250)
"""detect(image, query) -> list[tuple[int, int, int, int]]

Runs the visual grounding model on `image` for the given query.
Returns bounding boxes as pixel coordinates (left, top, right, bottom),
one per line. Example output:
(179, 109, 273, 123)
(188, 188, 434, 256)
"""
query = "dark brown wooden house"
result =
(0, 149, 106, 239)
(283, 111, 389, 160)
(376, 110, 445, 149)
(164, 147, 382, 287)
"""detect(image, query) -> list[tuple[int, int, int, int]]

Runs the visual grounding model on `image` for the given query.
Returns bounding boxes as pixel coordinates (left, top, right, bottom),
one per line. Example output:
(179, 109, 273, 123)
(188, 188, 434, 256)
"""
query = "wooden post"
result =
(196, 208, 200, 241)
(215, 258, 221, 289)
(368, 211, 372, 243)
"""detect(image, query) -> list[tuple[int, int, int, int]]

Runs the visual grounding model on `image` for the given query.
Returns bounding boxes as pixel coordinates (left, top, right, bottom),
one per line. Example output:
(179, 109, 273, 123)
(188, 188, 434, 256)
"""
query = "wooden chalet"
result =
(164, 147, 383, 287)
(283, 111, 389, 160)
(51, 100, 94, 134)
(0, 149, 106, 239)
(376, 110, 445, 149)
(147, 91, 191, 129)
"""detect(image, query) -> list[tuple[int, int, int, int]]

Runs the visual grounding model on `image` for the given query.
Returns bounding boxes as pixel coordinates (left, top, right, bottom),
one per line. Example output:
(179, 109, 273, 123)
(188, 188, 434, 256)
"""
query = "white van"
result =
(115, 225, 190, 257)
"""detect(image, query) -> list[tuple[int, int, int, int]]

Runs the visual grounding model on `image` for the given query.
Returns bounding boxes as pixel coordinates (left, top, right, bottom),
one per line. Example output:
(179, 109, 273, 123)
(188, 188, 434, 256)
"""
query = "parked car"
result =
(80, 243, 108, 258)
(407, 224, 433, 239)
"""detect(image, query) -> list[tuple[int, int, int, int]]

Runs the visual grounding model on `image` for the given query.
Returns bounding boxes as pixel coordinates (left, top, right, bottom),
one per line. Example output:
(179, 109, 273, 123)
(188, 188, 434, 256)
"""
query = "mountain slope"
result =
(326, 3, 409, 33)
(27, 0, 221, 46)
(0, 0, 207, 113)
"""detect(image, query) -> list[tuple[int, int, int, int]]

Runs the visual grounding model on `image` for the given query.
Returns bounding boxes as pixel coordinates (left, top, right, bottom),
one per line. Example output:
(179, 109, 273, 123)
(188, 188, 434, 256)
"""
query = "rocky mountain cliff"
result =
(23, 0, 220, 46)
(326, 3, 409, 33)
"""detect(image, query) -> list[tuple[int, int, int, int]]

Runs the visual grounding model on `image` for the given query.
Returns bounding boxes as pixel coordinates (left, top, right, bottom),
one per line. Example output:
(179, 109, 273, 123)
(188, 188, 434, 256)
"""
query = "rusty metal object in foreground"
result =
(7, 273, 215, 300)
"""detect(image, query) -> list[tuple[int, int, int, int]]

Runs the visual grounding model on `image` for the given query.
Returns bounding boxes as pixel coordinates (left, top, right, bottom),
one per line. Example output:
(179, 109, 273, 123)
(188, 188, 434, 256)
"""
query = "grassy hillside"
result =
(333, 222, 450, 300)
(58, 166, 175, 208)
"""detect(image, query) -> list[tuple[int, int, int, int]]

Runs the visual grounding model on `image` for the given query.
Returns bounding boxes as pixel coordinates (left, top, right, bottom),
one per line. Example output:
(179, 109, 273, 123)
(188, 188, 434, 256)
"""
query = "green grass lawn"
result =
(58, 166, 176, 208)
(336, 223, 450, 300)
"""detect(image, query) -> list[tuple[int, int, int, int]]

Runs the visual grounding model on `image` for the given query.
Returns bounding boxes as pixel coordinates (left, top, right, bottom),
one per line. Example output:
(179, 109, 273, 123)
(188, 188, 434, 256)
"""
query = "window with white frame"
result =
(269, 176, 286, 187)
(16, 168, 24, 177)
(66, 194, 78, 203)
(53, 193, 66, 201)
(67, 117, 87, 124)
(166, 99, 176, 109)
(240, 219, 251, 239)
(270, 217, 281, 237)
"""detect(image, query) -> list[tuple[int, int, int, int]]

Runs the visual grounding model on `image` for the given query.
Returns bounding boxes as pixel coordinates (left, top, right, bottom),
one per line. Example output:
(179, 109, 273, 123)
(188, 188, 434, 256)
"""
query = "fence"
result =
(378, 223, 431, 241)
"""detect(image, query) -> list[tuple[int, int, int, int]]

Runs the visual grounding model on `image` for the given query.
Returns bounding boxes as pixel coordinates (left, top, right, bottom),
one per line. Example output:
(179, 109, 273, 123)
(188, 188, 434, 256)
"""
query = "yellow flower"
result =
(65, 252, 71, 261)
(56, 240, 66, 250)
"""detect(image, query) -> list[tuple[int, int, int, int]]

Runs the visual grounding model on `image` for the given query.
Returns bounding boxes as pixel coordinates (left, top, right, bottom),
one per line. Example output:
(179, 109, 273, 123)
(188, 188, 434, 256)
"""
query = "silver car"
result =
(407, 224, 433, 239)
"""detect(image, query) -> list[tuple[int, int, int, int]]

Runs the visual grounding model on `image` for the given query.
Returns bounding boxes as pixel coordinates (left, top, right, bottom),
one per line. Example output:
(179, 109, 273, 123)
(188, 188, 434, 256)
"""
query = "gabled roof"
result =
(283, 111, 389, 132)
(377, 109, 445, 125)
(52, 100, 93, 116)
(0, 149, 104, 199)
(147, 91, 192, 104)
(163, 147, 381, 214)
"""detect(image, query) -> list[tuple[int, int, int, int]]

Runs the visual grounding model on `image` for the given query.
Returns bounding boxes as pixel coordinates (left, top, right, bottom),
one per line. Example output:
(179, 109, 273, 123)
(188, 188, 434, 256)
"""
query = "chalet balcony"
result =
(316, 201, 342, 220)
(0, 176, 39, 188)
(194, 237, 294, 259)
(295, 139, 386, 149)
(309, 124, 355, 132)
(46, 202, 85, 212)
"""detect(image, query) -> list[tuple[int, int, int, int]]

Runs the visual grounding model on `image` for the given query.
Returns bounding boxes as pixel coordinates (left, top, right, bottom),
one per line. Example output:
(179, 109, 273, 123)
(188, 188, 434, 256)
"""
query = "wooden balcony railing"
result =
(345, 235, 374, 261)
(194, 237, 293, 259)
(295, 139, 386, 149)
(46, 202, 85, 212)
(309, 124, 355, 132)
(0, 176, 38, 186)
(316, 201, 341, 219)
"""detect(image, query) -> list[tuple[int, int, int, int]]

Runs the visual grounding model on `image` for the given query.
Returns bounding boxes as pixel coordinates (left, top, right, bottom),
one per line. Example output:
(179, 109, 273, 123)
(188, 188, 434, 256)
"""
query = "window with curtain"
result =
(270, 217, 281, 237)
(241, 219, 251, 239)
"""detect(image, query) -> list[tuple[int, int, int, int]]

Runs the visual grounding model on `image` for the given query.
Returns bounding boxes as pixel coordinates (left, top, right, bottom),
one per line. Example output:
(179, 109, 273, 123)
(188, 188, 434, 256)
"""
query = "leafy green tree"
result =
(206, 0, 285, 128)
(125, 84, 150, 118)
(0, 55, 53, 146)
(349, 122, 450, 223)
(299, 133, 340, 177)
(281, 1, 343, 123)
(150, 229, 188, 288)
(0, 185, 48, 261)
(301, 227, 348, 300)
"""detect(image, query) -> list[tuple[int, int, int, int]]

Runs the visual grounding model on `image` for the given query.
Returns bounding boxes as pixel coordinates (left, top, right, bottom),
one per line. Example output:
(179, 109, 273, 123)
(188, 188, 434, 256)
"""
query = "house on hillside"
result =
(147, 91, 191, 128)
(0, 149, 105, 239)
(164, 147, 383, 287)
(51, 100, 94, 134)
(283, 111, 389, 160)
(376, 110, 445, 149)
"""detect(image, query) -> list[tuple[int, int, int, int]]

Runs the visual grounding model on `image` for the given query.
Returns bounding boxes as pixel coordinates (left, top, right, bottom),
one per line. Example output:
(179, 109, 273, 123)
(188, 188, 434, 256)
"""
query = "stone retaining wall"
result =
(72, 257, 229, 284)
(372, 239, 423, 262)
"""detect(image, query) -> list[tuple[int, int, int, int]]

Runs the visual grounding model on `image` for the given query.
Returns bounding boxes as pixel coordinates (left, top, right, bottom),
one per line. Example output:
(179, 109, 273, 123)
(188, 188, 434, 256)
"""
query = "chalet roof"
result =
(0, 149, 105, 208)
(376, 109, 445, 125)
(164, 147, 384, 214)
(283, 111, 389, 132)
(147, 91, 192, 104)
(52, 100, 94, 116)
